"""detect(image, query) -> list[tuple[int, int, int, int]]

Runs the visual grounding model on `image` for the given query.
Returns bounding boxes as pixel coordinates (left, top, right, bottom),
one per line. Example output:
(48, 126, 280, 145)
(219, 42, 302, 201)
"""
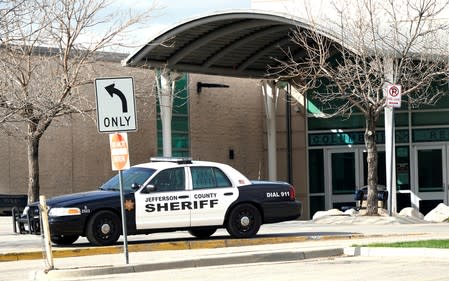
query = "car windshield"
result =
(99, 167, 156, 192)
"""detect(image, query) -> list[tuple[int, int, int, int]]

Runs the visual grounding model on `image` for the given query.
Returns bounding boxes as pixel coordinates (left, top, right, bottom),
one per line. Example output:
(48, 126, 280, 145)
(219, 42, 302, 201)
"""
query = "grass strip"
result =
(355, 239, 449, 249)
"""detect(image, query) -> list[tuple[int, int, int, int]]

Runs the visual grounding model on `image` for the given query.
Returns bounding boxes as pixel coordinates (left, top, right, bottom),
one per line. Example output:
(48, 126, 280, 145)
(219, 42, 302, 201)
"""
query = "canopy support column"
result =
(156, 69, 179, 157)
(262, 80, 279, 181)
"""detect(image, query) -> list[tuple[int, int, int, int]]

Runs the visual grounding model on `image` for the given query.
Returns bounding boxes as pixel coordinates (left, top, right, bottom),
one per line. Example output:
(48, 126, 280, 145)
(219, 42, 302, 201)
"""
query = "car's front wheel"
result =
(188, 228, 217, 239)
(226, 203, 261, 238)
(51, 234, 79, 245)
(86, 210, 121, 246)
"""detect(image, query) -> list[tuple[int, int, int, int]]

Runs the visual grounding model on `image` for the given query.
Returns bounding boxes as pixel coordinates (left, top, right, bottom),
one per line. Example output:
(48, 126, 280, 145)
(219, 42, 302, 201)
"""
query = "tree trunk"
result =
(27, 125, 40, 204)
(365, 115, 378, 215)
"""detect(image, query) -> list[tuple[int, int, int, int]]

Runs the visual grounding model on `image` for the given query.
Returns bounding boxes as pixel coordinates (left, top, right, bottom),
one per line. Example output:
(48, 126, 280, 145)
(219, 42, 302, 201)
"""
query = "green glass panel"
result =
(331, 152, 356, 194)
(172, 133, 189, 149)
(412, 111, 449, 126)
(308, 129, 409, 146)
(396, 146, 410, 190)
(418, 149, 443, 192)
(308, 149, 324, 193)
(309, 195, 325, 217)
(308, 115, 365, 130)
(413, 128, 449, 142)
(172, 116, 188, 131)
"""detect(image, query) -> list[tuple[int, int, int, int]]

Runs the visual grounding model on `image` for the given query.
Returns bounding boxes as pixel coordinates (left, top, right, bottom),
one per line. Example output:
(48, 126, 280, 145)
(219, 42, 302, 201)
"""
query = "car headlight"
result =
(48, 207, 81, 217)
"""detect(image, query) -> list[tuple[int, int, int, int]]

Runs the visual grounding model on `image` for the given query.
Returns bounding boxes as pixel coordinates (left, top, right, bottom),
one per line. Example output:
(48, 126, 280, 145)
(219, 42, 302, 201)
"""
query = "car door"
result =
(189, 166, 239, 227)
(134, 167, 191, 230)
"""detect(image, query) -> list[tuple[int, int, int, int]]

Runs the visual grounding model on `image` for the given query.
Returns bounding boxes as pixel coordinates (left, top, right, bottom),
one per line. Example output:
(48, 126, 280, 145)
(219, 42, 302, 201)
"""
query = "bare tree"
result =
(272, 0, 449, 215)
(0, 0, 156, 203)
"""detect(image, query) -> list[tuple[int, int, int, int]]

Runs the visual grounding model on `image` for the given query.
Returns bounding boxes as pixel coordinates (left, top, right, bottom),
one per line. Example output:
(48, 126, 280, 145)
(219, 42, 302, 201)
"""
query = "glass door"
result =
(413, 145, 447, 215)
(326, 149, 360, 210)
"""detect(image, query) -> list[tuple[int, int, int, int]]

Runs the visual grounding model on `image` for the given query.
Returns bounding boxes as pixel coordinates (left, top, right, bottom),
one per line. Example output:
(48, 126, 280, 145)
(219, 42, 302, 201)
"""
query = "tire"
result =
(226, 203, 261, 238)
(188, 228, 217, 239)
(51, 234, 79, 245)
(86, 210, 121, 246)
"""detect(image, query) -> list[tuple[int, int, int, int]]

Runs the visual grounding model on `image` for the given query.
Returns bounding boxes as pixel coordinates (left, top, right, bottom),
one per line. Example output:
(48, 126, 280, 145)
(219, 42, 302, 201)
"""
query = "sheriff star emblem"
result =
(124, 200, 135, 212)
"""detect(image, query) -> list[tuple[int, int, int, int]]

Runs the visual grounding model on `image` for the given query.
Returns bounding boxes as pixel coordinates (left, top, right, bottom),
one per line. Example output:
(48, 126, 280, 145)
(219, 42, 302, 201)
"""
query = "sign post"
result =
(109, 133, 130, 264)
(384, 84, 401, 216)
(95, 76, 137, 265)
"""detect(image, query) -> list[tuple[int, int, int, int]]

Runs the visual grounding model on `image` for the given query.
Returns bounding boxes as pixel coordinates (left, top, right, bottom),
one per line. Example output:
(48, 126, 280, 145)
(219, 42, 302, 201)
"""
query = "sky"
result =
(112, 0, 251, 51)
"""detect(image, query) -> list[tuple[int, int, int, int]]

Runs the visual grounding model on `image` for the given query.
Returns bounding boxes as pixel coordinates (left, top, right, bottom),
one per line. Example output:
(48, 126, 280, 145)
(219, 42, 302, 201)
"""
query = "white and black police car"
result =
(14, 158, 302, 246)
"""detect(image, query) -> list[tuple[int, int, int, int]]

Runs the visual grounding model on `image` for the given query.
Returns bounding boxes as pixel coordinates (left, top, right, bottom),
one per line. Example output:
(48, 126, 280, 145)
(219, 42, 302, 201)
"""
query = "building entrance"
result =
(413, 145, 448, 214)
(325, 148, 386, 210)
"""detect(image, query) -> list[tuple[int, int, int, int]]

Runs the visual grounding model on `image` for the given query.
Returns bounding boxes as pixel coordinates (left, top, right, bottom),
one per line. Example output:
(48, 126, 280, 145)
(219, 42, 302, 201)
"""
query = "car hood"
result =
(45, 190, 120, 207)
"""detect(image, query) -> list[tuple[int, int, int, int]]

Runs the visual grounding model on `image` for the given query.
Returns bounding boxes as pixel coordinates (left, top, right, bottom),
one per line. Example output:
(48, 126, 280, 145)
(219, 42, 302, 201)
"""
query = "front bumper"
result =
(12, 206, 85, 236)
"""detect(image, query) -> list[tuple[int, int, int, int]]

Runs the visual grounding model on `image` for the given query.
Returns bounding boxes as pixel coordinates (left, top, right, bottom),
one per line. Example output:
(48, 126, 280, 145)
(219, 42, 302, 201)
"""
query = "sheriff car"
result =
(14, 158, 302, 246)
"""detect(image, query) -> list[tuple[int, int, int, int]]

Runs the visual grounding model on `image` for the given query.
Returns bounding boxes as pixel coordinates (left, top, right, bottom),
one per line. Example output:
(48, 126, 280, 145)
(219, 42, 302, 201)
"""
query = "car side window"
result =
(191, 167, 232, 190)
(149, 168, 185, 192)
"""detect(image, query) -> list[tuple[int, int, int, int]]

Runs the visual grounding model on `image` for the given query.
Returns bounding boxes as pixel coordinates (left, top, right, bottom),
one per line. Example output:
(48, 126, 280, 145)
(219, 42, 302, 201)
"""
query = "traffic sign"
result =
(109, 133, 130, 171)
(385, 84, 402, 108)
(95, 77, 137, 133)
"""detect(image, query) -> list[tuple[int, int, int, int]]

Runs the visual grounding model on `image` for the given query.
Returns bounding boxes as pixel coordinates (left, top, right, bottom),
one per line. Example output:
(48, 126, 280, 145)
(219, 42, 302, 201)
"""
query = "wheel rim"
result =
(94, 216, 116, 241)
(235, 208, 254, 233)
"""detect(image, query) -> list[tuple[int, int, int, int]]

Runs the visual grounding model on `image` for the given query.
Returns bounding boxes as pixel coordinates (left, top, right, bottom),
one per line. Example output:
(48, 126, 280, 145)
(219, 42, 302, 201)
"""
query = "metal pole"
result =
(388, 108, 395, 216)
(286, 83, 292, 184)
(118, 170, 129, 264)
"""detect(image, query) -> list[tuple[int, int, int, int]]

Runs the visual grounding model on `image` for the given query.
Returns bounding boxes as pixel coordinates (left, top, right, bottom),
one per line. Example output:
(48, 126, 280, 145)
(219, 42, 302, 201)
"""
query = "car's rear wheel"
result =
(188, 228, 217, 239)
(50, 234, 79, 245)
(226, 203, 261, 238)
(86, 210, 121, 246)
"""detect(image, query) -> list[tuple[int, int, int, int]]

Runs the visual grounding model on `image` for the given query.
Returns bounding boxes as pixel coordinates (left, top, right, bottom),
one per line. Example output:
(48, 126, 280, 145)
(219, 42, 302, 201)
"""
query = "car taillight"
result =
(289, 185, 296, 200)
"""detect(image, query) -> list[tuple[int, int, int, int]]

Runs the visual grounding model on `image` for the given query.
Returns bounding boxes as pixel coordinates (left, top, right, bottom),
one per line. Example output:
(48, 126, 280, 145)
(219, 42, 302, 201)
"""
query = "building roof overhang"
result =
(122, 9, 344, 79)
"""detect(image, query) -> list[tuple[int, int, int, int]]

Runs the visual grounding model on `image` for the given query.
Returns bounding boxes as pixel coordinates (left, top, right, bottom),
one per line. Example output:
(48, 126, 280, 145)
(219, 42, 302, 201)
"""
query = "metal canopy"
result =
(123, 10, 341, 79)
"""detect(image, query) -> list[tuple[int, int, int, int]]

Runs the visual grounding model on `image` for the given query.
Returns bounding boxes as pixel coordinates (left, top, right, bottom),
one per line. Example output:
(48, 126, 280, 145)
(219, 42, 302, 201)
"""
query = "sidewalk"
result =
(2, 215, 449, 281)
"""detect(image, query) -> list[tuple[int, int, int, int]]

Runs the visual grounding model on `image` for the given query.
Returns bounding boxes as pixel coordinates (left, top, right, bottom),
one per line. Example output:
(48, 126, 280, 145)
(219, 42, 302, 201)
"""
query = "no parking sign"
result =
(385, 84, 402, 108)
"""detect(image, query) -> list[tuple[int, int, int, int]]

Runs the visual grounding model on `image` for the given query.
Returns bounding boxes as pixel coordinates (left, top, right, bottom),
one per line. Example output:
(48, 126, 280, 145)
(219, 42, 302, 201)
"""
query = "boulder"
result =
(424, 203, 449, 222)
(344, 208, 359, 216)
(312, 209, 344, 220)
(398, 207, 424, 220)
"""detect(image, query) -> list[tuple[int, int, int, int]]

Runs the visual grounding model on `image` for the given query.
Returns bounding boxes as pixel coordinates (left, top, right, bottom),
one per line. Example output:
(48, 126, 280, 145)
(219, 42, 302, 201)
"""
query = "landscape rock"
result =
(343, 208, 359, 216)
(424, 203, 449, 222)
(312, 208, 344, 220)
(398, 207, 424, 220)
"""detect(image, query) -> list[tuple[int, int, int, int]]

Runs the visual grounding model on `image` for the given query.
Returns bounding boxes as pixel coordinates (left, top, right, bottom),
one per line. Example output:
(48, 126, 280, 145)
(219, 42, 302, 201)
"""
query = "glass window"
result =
(308, 149, 324, 193)
(99, 167, 155, 192)
(412, 112, 449, 126)
(418, 149, 443, 192)
(332, 152, 356, 194)
(396, 146, 410, 190)
(309, 195, 325, 217)
(191, 167, 232, 189)
(149, 168, 185, 192)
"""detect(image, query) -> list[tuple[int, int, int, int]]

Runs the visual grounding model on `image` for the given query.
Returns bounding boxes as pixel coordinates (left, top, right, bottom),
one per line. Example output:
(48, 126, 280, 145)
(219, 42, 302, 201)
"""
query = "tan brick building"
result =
(0, 55, 310, 218)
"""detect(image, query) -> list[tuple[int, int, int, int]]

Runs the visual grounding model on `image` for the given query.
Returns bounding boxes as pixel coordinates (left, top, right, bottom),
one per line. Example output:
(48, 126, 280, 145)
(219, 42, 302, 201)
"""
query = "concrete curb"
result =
(2, 232, 427, 262)
(0, 233, 369, 262)
(345, 246, 449, 258)
(36, 248, 345, 280)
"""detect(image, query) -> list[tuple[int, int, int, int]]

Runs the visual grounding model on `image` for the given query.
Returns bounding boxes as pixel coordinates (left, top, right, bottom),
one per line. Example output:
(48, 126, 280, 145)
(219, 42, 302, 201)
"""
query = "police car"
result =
(14, 158, 302, 246)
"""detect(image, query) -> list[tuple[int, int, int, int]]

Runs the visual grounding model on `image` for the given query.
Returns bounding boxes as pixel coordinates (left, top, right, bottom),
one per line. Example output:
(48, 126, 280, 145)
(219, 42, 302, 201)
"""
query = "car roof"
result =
(132, 160, 251, 186)
(133, 160, 232, 170)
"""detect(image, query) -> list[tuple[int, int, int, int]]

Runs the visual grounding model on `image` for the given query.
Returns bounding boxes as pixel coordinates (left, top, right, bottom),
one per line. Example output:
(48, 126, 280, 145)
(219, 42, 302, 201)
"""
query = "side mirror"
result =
(131, 183, 141, 191)
(141, 184, 156, 194)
